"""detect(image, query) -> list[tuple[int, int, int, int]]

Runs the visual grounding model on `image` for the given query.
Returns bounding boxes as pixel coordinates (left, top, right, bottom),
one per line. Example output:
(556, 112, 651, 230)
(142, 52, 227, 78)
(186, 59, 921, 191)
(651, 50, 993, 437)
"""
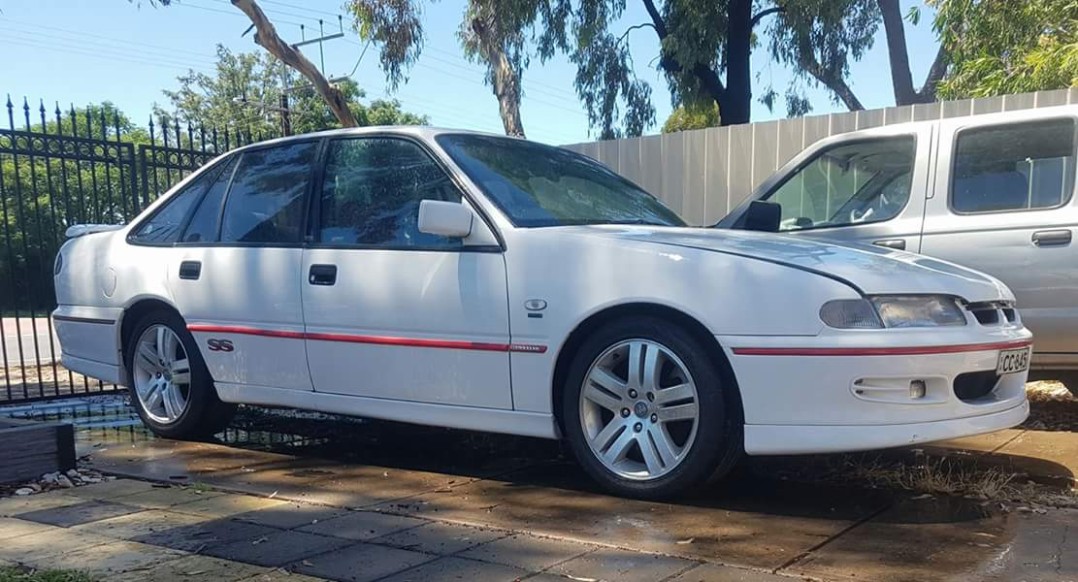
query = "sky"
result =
(0, 0, 940, 145)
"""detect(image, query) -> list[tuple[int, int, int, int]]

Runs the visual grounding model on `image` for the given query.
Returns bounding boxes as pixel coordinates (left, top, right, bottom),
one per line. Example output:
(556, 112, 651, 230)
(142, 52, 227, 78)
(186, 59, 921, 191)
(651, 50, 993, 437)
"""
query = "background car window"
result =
(765, 137, 915, 232)
(220, 142, 317, 244)
(180, 156, 236, 243)
(131, 160, 230, 244)
(319, 138, 463, 248)
(951, 119, 1076, 213)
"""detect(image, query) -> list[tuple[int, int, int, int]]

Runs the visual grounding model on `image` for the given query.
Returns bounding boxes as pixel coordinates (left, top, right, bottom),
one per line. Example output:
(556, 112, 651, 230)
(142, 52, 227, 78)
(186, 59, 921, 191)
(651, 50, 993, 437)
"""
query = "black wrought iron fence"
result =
(0, 95, 273, 403)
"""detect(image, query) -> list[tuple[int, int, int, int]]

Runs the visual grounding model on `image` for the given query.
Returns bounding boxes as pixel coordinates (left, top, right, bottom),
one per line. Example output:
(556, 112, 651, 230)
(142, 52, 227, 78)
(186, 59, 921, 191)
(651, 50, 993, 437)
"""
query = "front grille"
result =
(954, 371, 999, 401)
(965, 301, 1018, 327)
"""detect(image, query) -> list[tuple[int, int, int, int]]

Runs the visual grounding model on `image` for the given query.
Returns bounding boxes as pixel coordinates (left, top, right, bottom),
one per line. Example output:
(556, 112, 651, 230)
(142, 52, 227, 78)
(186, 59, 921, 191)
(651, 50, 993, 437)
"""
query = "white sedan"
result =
(53, 127, 1032, 498)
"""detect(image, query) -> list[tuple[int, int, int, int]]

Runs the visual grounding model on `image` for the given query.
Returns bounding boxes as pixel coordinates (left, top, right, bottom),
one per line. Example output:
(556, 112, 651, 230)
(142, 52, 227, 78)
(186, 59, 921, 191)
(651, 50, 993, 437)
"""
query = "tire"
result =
(124, 309, 235, 439)
(561, 316, 742, 499)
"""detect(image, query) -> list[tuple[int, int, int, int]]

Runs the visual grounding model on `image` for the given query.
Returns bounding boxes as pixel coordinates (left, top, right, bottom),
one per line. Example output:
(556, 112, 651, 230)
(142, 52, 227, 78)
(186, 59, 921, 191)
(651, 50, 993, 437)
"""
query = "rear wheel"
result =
(561, 317, 741, 499)
(125, 310, 235, 439)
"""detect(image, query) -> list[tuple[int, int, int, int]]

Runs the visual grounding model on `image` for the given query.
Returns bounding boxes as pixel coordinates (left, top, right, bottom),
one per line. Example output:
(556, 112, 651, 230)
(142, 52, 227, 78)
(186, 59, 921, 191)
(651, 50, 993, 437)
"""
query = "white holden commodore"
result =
(53, 127, 1032, 498)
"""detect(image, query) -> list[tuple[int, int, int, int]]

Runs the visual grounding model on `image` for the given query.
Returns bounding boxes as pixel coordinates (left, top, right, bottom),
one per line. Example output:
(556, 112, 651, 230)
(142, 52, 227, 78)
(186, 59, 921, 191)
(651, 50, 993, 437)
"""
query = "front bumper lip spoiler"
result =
(731, 339, 1033, 357)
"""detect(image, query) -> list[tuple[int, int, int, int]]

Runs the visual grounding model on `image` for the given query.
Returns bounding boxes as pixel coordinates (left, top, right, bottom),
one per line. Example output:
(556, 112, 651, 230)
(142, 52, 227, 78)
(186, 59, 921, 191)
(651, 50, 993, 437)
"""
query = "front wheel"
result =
(125, 310, 235, 439)
(561, 317, 741, 499)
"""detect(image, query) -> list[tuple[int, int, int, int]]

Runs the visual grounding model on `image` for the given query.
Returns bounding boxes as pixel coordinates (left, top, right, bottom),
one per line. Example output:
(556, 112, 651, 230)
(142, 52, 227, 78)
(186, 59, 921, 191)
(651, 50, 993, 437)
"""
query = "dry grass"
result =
(0, 362, 116, 402)
(839, 455, 1020, 500)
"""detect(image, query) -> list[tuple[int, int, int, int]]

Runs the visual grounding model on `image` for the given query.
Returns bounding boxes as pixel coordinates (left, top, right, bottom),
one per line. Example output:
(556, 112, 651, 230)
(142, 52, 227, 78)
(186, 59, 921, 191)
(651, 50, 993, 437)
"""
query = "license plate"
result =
(996, 347, 1031, 375)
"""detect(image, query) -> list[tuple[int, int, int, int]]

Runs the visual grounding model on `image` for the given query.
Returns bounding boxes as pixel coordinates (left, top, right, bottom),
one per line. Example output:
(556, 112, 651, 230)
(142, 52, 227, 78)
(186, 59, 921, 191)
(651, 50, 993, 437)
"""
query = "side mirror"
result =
(735, 200, 781, 232)
(418, 199, 474, 238)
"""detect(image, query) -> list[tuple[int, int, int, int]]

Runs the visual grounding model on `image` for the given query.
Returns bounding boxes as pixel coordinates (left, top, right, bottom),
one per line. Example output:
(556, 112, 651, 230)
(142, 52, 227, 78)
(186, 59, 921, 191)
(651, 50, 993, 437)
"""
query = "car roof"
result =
(225, 125, 517, 153)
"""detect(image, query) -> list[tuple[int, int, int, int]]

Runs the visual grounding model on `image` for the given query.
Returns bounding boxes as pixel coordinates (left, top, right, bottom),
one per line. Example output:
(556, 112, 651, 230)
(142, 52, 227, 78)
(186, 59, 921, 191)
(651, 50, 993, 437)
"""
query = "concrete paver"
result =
(31, 540, 184, 576)
(292, 542, 437, 582)
(994, 430, 1078, 484)
(69, 508, 207, 540)
(297, 510, 428, 541)
(231, 502, 348, 530)
(167, 491, 289, 518)
(65, 478, 158, 500)
(550, 547, 699, 582)
(0, 527, 113, 564)
(0, 489, 83, 517)
(202, 529, 352, 567)
(787, 497, 1009, 582)
(0, 516, 58, 541)
(16, 499, 142, 527)
(458, 533, 595, 571)
(668, 563, 803, 581)
(133, 517, 279, 552)
(970, 508, 1078, 581)
(109, 554, 271, 582)
(370, 521, 507, 555)
(112, 485, 226, 509)
(378, 556, 532, 582)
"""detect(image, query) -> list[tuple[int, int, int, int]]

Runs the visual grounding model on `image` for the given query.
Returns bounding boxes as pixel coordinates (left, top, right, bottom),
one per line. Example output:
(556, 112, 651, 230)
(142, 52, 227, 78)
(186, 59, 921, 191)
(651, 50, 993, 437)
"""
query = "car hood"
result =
(571, 226, 1014, 302)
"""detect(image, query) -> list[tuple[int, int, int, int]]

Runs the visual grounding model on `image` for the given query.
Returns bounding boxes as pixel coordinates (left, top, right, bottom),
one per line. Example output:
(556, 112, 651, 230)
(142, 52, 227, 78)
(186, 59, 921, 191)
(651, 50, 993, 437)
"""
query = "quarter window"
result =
(180, 156, 237, 243)
(131, 159, 231, 244)
(220, 142, 318, 244)
(764, 137, 915, 232)
(951, 119, 1076, 214)
(319, 138, 463, 248)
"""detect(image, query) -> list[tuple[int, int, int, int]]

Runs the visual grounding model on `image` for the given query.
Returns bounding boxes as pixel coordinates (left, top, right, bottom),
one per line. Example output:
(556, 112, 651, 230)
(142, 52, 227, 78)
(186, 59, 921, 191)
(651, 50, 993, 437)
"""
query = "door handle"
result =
(873, 239, 906, 250)
(1032, 229, 1071, 247)
(308, 264, 337, 286)
(178, 260, 201, 280)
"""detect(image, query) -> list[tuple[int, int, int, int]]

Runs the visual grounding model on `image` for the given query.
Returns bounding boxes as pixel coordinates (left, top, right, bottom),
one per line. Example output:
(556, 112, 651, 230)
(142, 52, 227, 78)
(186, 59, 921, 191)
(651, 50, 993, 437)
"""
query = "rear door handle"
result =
(873, 239, 906, 250)
(1032, 229, 1071, 247)
(308, 264, 337, 286)
(178, 260, 201, 280)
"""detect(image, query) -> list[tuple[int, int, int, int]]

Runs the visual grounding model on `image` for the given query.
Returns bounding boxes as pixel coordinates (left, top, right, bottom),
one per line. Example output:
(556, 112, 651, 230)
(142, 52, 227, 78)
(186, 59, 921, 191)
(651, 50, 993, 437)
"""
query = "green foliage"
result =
(661, 101, 720, 133)
(347, 0, 425, 90)
(157, 45, 428, 136)
(932, 0, 1078, 99)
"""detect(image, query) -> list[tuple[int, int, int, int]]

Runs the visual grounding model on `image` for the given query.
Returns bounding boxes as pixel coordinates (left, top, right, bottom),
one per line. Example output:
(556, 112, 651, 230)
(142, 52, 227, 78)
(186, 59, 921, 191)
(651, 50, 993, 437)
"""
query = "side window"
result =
(951, 119, 1076, 214)
(220, 142, 318, 244)
(131, 161, 229, 244)
(319, 138, 463, 248)
(765, 137, 915, 232)
(180, 156, 237, 243)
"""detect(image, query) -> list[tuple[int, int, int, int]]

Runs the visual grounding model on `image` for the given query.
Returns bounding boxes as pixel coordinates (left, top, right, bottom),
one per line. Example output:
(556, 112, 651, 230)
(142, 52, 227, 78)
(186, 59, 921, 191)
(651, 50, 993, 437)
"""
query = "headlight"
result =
(820, 295, 967, 329)
(871, 296, 966, 328)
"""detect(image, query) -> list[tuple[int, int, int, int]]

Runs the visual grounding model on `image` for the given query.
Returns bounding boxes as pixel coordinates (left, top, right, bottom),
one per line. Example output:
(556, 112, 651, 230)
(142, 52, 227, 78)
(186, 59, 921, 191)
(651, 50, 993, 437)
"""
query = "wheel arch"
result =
(550, 302, 744, 436)
(119, 296, 185, 371)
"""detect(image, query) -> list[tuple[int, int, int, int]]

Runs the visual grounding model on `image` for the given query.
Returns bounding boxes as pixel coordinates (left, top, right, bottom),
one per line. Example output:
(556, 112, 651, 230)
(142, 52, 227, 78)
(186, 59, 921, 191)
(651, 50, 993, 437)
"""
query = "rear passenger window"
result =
(131, 159, 231, 244)
(951, 119, 1076, 214)
(220, 142, 318, 244)
(181, 156, 237, 243)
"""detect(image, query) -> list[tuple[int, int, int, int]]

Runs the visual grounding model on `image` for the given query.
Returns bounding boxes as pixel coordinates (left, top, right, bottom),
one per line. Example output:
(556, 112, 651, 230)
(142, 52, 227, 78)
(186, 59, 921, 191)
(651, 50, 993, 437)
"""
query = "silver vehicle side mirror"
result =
(418, 199, 474, 238)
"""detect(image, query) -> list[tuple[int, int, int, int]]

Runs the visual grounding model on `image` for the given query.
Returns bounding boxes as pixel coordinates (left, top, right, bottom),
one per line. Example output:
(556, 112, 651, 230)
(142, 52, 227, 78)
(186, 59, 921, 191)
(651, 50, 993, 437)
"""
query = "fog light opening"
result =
(910, 379, 927, 399)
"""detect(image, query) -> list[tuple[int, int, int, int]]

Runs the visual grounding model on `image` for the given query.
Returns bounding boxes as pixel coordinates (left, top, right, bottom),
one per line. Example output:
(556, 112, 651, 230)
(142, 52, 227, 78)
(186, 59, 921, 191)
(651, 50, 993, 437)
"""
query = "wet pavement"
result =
(3, 395, 1077, 581)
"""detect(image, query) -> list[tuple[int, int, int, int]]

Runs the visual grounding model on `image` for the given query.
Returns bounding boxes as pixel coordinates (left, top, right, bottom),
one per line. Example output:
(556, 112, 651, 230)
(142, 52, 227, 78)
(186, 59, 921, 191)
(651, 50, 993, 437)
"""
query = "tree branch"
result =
(798, 50, 864, 111)
(231, 0, 358, 127)
(617, 22, 656, 44)
(640, 0, 668, 39)
(750, 6, 784, 28)
(917, 44, 948, 102)
(878, 0, 918, 105)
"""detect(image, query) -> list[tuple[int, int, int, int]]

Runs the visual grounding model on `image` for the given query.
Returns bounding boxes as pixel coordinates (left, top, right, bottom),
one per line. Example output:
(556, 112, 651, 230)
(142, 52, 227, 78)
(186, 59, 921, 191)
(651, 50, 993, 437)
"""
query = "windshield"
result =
(436, 134, 686, 228)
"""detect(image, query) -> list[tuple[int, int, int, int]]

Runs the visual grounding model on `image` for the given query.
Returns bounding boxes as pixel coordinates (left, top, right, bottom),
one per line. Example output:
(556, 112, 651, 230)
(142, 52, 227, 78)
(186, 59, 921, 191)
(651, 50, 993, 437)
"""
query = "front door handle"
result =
(1032, 229, 1072, 247)
(178, 260, 201, 280)
(873, 239, 906, 250)
(308, 264, 337, 286)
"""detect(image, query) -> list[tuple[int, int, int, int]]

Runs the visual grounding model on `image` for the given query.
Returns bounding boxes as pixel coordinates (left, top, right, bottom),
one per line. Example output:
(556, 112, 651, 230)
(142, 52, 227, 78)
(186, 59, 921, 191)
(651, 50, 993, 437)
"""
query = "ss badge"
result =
(206, 338, 235, 352)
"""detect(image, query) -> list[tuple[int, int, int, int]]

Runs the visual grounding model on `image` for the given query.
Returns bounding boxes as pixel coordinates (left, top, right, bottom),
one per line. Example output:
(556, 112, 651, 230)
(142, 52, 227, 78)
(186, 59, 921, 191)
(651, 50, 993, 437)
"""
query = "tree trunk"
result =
(721, 0, 753, 125)
(489, 49, 525, 137)
(878, 0, 919, 105)
(230, 0, 358, 127)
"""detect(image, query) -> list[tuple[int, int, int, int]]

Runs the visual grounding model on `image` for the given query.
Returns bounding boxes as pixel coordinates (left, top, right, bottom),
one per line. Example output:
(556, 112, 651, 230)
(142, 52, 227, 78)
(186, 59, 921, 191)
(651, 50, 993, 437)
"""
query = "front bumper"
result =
(721, 326, 1032, 455)
(743, 400, 1028, 455)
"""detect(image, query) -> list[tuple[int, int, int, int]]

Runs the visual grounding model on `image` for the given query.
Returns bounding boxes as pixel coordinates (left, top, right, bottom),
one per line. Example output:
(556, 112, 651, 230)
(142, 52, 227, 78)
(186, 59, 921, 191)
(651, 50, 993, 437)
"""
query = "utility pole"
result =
(279, 92, 292, 136)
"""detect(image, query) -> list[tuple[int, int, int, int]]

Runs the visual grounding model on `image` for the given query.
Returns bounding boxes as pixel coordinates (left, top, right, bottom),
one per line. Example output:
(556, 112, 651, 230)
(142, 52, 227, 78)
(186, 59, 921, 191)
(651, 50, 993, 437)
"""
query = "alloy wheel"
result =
(132, 324, 191, 424)
(579, 339, 700, 481)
